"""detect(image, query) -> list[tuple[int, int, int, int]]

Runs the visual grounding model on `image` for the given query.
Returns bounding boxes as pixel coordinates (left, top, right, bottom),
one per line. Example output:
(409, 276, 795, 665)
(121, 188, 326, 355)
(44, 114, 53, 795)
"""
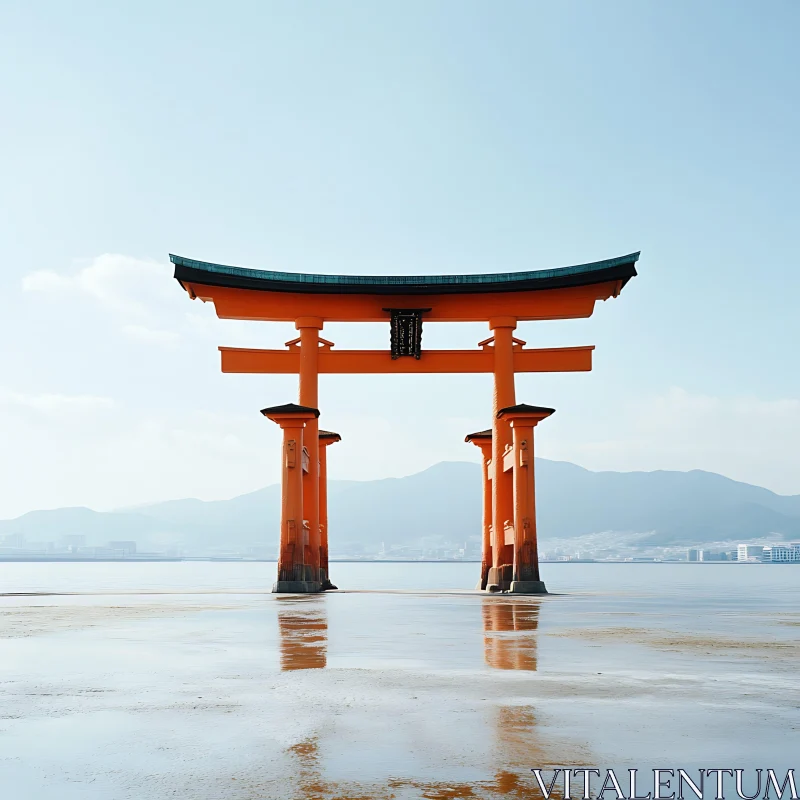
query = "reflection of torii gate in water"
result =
(275, 596, 577, 798)
(172, 251, 639, 593)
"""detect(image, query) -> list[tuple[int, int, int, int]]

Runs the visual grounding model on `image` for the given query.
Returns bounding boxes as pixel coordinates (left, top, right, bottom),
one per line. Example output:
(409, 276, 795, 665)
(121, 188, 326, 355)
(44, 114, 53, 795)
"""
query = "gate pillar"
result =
(261, 403, 321, 593)
(318, 429, 341, 590)
(496, 404, 554, 594)
(488, 317, 517, 590)
(465, 430, 493, 590)
(296, 317, 324, 583)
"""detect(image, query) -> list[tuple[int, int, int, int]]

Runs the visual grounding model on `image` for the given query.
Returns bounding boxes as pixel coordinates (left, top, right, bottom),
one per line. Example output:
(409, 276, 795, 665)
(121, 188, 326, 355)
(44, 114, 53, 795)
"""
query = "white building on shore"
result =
(736, 543, 800, 562)
(762, 544, 800, 563)
(737, 544, 766, 562)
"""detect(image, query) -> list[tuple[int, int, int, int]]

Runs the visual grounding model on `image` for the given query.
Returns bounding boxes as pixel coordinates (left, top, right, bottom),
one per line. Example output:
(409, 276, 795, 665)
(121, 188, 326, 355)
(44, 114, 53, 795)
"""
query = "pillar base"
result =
(486, 565, 514, 590)
(486, 567, 502, 587)
(272, 580, 322, 594)
(509, 580, 548, 594)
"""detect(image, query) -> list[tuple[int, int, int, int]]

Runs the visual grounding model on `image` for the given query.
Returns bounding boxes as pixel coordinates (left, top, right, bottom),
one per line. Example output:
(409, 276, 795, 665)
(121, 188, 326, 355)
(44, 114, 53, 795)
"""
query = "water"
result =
(5, 558, 798, 598)
(1, 562, 798, 799)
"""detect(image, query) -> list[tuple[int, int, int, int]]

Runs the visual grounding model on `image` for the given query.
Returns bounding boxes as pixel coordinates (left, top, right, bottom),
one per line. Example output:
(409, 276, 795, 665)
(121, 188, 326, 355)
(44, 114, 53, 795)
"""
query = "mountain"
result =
(534, 460, 800, 543)
(1, 460, 799, 555)
(0, 506, 174, 544)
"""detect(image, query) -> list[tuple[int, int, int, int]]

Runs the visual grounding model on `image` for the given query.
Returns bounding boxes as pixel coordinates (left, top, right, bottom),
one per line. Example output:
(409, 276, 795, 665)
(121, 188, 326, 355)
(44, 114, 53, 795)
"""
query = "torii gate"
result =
(173, 251, 639, 594)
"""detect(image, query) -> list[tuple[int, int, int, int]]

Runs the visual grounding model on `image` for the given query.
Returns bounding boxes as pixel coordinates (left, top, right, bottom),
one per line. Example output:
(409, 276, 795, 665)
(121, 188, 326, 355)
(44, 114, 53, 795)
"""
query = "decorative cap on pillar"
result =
(319, 429, 342, 444)
(294, 316, 324, 330)
(497, 404, 555, 424)
(464, 429, 492, 443)
(260, 402, 320, 425)
(488, 316, 517, 330)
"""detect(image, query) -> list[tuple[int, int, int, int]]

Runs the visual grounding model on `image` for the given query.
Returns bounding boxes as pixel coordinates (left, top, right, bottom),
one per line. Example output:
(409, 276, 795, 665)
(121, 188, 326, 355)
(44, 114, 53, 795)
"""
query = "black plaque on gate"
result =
(383, 308, 430, 359)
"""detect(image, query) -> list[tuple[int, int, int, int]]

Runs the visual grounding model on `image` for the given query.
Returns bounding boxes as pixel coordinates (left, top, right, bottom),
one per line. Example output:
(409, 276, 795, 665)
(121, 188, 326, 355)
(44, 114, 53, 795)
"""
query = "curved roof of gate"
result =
(171, 252, 639, 296)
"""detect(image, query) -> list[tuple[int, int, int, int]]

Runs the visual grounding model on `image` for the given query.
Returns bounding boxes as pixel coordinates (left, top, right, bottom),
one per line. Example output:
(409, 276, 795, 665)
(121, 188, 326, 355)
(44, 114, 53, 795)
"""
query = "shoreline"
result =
(0, 556, 792, 564)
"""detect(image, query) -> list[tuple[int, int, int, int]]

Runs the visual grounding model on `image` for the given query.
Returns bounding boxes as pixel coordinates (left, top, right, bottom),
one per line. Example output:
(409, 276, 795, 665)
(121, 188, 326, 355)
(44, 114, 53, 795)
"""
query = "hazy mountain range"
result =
(2, 460, 799, 556)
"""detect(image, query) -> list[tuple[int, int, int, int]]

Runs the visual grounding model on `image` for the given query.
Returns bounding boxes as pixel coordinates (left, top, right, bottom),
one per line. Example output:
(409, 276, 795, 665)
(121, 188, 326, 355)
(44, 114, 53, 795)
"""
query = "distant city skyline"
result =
(1, 2, 798, 518)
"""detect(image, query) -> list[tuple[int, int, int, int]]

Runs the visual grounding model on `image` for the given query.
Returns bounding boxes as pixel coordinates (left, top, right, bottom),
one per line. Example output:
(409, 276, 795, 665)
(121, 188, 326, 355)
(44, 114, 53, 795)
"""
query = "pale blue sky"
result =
(1, 1, 798, 517)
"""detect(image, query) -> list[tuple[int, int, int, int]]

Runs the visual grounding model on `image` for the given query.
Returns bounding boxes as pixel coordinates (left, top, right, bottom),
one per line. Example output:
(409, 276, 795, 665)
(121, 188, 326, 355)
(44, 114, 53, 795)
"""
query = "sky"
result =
(0, 1, 798, 519)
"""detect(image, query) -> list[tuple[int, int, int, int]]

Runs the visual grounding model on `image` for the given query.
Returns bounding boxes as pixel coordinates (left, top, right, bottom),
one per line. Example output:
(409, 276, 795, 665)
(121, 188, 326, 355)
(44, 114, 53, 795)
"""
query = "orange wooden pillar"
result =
(261, 403, 322, 593)
(496, 404, 554, 594)
(318, 429, 341, 590)
(465, 430, 493, 590)
(296, 317, 323, 582)
(488, 317, 517, 589)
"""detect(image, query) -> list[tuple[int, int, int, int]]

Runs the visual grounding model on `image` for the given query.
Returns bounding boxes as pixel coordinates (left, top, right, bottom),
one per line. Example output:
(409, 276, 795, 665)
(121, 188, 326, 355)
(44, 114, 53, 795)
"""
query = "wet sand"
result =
(1, 564, 798, 799)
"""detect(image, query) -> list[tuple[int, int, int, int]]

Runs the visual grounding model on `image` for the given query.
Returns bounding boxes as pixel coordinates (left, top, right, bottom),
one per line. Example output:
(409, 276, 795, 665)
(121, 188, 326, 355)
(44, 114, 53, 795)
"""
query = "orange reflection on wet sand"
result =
(270, 595, 582, 799)
(277, 596, 327, 671)
(482, 598, 540, 671)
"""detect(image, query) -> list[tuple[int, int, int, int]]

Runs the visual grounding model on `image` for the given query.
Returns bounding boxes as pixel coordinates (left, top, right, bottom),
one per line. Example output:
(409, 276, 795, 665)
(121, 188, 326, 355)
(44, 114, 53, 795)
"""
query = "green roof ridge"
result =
(170, 252, 640, 287)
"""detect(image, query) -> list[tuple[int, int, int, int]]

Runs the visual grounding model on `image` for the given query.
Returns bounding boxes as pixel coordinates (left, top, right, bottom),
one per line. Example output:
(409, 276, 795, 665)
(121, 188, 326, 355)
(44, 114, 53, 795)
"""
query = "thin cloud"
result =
(0, 388, 114, 414)
(21, 253, 283, 350)
(547, 387, 800, 496)
(22, 254, 176, 320)
(20, 271, 72, 292)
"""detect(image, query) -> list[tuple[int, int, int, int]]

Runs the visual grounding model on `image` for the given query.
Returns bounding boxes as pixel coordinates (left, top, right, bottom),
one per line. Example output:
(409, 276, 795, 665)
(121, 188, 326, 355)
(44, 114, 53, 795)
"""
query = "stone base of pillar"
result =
(317, 567, 338, 591)
(478, 560, 490, 591)
(272, 580, 322, 594)
(486, 565, 514, 591)
(508, 580, 548, 594)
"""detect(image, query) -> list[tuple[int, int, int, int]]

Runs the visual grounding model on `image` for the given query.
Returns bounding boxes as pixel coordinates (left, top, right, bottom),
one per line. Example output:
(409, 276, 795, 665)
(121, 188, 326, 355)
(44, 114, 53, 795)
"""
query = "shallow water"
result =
(1, 562, 798, 799)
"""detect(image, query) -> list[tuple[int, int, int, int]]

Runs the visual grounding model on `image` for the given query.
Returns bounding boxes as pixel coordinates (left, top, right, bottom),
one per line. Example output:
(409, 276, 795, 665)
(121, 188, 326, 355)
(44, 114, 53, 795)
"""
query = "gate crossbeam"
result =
(220, 345, 594, 374)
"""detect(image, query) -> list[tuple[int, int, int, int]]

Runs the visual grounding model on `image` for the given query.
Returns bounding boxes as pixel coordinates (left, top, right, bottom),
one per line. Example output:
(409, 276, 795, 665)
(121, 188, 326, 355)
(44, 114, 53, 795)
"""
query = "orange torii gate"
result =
(173, 252, 639, 593)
